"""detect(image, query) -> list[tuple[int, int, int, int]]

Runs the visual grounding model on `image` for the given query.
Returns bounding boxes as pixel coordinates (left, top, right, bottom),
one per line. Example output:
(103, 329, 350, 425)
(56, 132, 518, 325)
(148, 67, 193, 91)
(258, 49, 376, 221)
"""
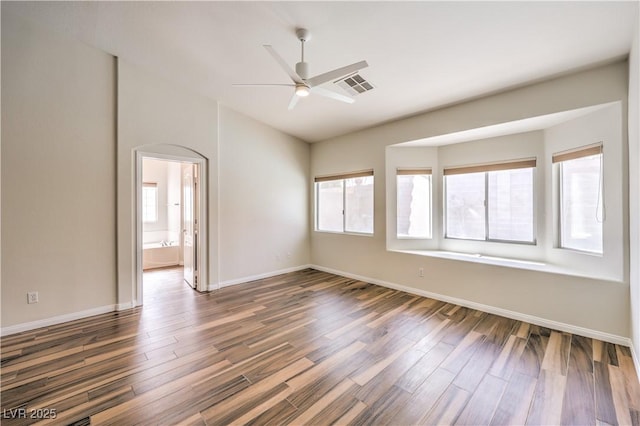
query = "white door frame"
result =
(135, 150, 208, 305)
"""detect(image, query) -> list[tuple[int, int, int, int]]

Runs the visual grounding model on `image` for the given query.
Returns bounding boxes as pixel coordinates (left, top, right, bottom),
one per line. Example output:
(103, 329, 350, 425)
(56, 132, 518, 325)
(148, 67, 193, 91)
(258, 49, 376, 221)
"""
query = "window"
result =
(445, 172, 486, 240)
(488, 168, 535, 242)
(444, 159, 536, 243)
(554, 143, 603, 254)
(316, 170, 374, 234)
(142, 182, 158, 223)
(397, 169, 432, 238)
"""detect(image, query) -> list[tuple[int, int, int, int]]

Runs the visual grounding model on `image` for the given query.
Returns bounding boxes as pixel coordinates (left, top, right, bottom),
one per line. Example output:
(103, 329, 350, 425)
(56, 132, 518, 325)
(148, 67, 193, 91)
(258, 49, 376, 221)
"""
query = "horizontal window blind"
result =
(314, 169, 374, 182)
(552, 142, 603, 163)
(396, 168, 432, 175)
(443, 158, 536, 176)
(143, 182, 157, 187)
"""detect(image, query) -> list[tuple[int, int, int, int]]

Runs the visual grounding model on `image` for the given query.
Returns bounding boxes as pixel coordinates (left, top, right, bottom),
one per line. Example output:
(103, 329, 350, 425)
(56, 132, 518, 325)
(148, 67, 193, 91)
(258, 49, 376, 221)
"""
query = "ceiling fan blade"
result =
(306, 60, 369, 87)
(232, 83, 295, 87)
(288, 93, 300, 110)
(311, 86, 355, 104)
(263, 45, 304, 84)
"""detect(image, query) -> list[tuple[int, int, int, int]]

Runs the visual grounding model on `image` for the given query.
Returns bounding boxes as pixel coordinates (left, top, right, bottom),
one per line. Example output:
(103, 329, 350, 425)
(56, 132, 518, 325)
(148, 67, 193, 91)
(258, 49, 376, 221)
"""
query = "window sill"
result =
(390, 249, 622, 282)
(315, 230, 374, 237)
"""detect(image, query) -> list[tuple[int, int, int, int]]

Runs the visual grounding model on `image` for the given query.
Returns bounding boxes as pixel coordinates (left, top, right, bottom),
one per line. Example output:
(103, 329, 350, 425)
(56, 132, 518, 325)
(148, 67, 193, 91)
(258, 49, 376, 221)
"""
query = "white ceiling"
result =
(4, 1, 638, 143)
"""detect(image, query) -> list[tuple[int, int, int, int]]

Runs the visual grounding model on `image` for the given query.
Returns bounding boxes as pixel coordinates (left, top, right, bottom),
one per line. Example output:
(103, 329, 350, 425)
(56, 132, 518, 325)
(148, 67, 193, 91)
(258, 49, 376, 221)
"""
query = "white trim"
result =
(136, 150, 209, 304)
(391, 249, 623, 283)
(631, 343, 640, 384)
(1, 305, 117, 337)
(215, 106, 222, 292)
(117, 302, 134, 311)
(310, 264, 630, 347)
(214, 265, 312, 291)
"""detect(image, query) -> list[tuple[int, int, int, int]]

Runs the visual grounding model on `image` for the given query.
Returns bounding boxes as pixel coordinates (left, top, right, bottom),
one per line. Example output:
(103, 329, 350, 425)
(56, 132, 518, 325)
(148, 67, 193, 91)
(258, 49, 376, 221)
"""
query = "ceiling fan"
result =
(234, 28, 369, 110)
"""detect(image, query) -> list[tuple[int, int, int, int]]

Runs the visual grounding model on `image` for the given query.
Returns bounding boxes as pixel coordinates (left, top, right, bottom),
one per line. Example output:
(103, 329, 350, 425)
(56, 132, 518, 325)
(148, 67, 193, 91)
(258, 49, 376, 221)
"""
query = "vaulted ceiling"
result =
(4, 1, 638, 142)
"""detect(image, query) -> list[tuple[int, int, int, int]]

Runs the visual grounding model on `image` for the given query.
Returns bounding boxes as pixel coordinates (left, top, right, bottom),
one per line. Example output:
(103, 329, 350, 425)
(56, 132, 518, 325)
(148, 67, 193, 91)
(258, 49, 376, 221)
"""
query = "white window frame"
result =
(554, 143, 604, 255)
(443, 158, 537, 244)
(142, 182, 158, 224)
(315, 170, 374, 235)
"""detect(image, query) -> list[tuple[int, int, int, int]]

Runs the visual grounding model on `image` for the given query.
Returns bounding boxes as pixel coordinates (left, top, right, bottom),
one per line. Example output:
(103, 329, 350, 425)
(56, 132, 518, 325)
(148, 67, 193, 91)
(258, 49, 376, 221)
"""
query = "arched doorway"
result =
(135, 147, 208, 305)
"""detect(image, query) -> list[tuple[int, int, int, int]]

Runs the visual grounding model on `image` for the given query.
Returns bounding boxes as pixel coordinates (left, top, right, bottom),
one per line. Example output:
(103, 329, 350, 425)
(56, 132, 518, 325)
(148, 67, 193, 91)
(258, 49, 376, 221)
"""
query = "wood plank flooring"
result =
(1, 267, 639, 425)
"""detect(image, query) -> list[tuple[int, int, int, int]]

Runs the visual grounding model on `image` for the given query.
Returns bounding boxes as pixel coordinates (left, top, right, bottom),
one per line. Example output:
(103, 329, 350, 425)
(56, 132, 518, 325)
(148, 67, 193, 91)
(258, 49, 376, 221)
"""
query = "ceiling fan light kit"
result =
(295, 84, 310, 97)
(234, 28, 369, 110)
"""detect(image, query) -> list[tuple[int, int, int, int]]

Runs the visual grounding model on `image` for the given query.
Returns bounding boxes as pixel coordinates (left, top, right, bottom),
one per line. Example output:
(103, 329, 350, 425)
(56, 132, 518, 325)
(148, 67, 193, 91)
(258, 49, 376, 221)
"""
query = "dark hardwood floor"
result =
(1, 267, 639, 425)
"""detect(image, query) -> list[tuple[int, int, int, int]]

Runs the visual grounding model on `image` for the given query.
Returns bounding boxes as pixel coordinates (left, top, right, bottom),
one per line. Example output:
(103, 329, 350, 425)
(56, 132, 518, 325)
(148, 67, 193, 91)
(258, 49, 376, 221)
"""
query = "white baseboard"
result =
(1, 304, 117, 337)
(310, 264, 630, 347)
(630, 343, 640, 384)
(117, 301, 134, 311)
(212, 264, 312, 291)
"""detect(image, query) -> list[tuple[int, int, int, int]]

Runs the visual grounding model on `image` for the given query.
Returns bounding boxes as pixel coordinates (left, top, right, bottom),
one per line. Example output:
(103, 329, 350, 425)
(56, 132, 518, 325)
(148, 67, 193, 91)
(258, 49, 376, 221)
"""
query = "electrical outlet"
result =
(27, 291, 39, 304)
(418, 268, 424, 277)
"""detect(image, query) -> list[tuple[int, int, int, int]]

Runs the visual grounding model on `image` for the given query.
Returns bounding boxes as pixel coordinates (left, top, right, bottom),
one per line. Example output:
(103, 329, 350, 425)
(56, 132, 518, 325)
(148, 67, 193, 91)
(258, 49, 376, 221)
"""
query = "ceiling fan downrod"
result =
(295, 28, 311, 80)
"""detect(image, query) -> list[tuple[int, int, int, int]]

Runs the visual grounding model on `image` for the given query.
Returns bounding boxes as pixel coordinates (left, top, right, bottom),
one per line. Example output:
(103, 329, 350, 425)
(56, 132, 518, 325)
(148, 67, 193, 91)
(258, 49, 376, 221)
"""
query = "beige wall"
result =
(0, 15, 310, 332)
(311, 61, 630, 340)
(117, 59, 219, 304)
(1, 14, 117, 327)
(219, 107, 310, 284)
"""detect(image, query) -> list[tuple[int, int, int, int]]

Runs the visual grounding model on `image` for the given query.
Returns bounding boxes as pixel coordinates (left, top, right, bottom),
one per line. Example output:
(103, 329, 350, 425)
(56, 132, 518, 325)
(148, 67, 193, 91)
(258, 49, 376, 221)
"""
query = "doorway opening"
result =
(136, 151, 207, 305)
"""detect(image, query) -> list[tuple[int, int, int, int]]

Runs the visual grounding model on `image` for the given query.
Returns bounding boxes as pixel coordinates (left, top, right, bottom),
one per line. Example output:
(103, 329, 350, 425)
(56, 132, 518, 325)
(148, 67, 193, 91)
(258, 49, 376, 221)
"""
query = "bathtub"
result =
(143, 241, 180, 270)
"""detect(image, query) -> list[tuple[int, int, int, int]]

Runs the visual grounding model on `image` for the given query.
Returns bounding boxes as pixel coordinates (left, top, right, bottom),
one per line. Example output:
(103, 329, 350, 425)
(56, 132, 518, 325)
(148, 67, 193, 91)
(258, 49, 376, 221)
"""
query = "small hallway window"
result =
(142, 182, 158, 223)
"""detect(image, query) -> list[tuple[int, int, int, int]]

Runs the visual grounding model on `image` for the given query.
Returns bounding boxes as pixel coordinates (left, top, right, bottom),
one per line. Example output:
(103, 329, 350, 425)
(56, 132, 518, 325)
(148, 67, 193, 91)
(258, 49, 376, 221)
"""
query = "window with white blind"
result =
(315, 170, 374, 234)
(444, 159, 536, 243)
(396, 169, 432, 239)
(554, 143, 604, 254)
(142, 182, 158, 223)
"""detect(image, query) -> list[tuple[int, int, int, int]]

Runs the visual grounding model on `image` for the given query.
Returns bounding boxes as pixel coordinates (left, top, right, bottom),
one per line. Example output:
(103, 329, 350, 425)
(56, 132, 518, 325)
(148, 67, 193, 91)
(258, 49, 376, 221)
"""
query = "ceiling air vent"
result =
(334, 73, 374, 96)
